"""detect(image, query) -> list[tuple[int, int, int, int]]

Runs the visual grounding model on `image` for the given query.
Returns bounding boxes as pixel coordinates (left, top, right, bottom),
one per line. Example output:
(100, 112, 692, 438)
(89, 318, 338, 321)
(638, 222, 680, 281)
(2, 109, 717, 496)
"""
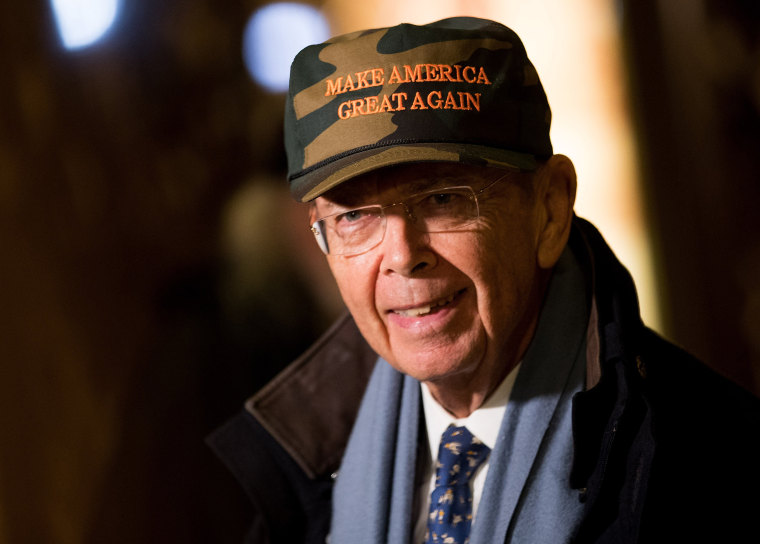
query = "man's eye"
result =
(423, 191, 466, 208)
(430, 193, 454, 205)
(337, 209, 367, 223)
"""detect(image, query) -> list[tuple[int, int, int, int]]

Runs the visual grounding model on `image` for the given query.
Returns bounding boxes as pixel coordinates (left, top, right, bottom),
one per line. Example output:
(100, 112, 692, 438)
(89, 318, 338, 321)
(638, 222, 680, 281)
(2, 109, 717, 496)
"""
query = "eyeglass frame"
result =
(309, 171, 513, 256)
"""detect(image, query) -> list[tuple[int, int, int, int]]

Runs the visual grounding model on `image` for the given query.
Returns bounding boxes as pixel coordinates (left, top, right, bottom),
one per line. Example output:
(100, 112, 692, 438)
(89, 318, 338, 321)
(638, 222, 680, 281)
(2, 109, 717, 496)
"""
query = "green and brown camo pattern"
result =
(284, 17, 553, 201)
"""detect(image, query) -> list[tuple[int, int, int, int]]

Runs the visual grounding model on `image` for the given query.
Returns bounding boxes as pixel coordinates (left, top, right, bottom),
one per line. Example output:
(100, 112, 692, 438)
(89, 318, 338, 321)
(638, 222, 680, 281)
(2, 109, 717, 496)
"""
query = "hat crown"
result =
(284, 17, 552, 201)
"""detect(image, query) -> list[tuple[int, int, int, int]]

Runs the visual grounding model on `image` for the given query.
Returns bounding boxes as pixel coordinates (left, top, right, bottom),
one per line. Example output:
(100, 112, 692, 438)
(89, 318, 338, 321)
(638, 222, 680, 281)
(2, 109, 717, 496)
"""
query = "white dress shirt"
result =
(413, 363, 521, 543)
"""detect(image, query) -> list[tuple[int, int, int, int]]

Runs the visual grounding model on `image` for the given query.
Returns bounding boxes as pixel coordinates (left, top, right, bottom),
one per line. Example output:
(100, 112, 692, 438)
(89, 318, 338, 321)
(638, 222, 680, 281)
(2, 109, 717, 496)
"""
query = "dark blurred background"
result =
(0, 0, 758, 542)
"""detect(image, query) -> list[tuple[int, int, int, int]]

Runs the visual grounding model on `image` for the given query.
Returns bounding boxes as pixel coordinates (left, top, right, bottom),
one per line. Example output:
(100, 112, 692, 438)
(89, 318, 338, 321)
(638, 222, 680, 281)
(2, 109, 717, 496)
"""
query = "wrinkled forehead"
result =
(317, 163, 509, 208)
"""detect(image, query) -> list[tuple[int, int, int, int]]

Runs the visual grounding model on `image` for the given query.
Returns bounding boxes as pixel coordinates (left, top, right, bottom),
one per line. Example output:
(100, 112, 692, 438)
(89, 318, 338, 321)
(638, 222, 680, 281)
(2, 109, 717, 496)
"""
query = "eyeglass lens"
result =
(314, 186, 479, 256)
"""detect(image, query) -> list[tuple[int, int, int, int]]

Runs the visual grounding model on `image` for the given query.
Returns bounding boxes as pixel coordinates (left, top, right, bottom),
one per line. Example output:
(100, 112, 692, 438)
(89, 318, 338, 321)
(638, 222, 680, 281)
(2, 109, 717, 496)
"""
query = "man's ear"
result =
(535, 154, 577, 269)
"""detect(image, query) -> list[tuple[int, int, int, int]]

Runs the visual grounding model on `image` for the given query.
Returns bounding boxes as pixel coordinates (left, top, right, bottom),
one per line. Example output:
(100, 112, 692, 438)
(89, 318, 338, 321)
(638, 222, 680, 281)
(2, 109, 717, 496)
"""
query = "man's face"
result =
(312, 163, 548, 389)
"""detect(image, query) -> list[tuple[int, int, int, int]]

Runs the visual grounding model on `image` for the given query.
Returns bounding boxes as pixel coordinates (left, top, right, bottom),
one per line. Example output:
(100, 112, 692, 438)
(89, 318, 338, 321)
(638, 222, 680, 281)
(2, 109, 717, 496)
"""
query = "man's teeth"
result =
(395, 293, 456, 317)
(400, 305, 432, 317)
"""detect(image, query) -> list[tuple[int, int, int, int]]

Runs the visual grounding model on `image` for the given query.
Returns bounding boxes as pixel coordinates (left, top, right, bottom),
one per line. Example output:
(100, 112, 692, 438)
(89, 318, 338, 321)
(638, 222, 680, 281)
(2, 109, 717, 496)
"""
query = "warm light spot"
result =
(243, 3, 331, 93)
(50, 0, 120, 50)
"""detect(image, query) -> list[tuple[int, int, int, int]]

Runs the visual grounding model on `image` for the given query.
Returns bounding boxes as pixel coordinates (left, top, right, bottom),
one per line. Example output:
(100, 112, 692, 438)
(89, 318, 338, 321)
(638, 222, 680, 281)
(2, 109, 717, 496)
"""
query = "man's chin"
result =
(386, 350, 482, 385)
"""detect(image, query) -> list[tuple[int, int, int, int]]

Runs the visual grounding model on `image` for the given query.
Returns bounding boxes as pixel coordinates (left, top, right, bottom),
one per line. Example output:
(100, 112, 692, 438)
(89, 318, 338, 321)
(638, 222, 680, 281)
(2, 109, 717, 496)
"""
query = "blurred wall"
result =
(0, 1, 757, 543)
(622, 0, 760, 391)
(0, 1, 339, 543)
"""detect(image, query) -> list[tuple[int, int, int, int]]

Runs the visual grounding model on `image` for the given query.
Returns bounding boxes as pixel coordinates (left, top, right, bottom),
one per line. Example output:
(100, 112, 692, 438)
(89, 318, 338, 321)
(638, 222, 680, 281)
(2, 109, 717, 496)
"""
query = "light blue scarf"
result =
(329, 357, 420, 543)
(330, 248, 588, 543)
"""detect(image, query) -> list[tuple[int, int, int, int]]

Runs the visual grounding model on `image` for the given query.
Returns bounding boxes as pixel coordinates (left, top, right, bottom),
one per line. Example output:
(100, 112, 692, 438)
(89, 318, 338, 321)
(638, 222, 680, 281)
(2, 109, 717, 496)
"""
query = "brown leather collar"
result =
(246, 312, 377, 479)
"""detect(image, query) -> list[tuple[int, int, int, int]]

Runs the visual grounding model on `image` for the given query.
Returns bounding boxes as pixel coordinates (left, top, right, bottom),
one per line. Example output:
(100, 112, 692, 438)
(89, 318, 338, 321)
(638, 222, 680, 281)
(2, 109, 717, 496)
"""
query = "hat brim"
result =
(290, 142, 538, 202)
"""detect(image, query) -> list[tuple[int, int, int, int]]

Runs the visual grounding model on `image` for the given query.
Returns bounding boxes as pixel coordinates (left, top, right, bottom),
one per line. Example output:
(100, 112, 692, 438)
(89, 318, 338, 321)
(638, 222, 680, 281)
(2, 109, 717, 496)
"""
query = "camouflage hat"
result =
(284, 16, 553, 202)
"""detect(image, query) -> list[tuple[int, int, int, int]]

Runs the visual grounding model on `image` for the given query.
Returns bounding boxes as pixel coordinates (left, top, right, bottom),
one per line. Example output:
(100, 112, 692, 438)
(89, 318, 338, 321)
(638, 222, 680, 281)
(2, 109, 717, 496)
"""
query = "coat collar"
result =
(245, 312, 377, 479)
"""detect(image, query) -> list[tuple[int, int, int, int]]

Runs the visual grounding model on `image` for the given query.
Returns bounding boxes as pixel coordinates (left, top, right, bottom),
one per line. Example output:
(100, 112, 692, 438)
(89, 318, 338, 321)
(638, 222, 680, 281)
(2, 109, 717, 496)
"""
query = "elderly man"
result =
(209, 17, 760, 544)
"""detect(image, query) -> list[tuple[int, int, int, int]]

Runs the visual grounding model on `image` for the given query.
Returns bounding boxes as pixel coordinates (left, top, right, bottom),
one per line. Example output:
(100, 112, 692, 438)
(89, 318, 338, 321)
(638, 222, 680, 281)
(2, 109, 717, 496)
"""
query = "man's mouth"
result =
(392, 289, 464, 318)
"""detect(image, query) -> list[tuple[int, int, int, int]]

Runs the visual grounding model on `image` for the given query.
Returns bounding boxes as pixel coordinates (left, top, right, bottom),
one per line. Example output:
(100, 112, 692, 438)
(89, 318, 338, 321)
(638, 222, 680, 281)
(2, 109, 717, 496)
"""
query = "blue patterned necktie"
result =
(425, 425, 491, 544)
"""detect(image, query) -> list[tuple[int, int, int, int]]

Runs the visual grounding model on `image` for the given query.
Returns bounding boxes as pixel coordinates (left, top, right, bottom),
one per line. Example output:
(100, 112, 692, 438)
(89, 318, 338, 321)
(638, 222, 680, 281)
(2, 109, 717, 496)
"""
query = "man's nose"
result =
(379, 208, 437, 276)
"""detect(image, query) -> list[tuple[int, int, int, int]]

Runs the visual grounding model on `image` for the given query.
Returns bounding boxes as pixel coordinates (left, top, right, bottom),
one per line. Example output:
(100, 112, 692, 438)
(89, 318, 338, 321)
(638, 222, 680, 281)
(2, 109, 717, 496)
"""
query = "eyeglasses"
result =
(310, 173, 509, 256)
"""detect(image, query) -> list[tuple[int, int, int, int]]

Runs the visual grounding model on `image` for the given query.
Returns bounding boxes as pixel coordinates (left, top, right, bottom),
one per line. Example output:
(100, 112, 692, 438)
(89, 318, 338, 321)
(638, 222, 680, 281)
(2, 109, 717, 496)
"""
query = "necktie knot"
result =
(434, 425, 490, 488)
(425, 425, 491, 544)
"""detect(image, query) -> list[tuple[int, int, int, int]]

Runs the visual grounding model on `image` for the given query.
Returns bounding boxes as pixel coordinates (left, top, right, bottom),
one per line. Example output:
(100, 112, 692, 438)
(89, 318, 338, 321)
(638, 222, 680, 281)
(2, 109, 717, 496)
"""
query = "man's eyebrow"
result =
(315, 200, 341, 215)
(395, 173, 468, 194)
(319, 182, 378, 211)
(316, 199, 369, 219)
(402, 175, 480, 194)
(320, 170, 482, 210)
(403, 179, 437, 193)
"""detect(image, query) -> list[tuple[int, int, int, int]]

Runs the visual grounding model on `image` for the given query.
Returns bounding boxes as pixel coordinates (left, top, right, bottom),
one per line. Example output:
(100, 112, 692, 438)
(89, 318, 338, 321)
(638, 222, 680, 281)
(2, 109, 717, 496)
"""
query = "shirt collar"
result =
(421, 362, 521, 459)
